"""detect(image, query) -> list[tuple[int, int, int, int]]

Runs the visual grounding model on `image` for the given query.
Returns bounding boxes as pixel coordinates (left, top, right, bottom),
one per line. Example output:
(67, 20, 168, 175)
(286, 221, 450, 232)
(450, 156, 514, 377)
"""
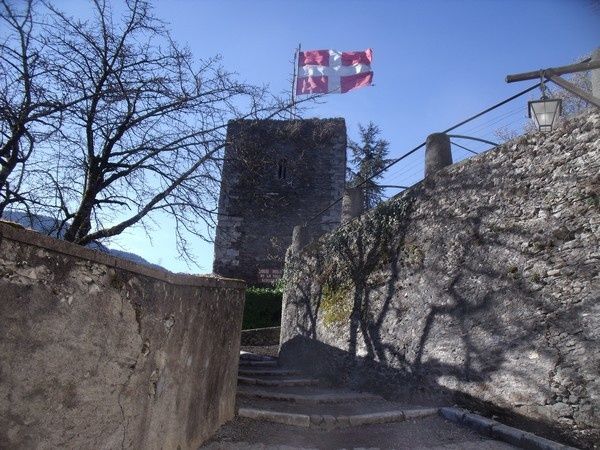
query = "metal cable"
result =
(441, 82, 541, 134)
(447, 134, 499, 147)
(306, 82, 542, 224)
(451, 141, 479, 155)
(461, 105, 526, 135)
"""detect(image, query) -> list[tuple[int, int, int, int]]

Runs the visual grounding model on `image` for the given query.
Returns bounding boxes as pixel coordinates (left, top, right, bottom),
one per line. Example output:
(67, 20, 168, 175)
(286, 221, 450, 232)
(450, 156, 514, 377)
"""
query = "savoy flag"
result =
(296, 49, 373, 95)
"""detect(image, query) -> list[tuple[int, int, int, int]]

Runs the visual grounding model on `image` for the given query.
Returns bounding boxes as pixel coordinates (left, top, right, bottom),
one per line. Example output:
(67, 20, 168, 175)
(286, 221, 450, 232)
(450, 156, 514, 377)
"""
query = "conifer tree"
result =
(347, 122, 391, 210)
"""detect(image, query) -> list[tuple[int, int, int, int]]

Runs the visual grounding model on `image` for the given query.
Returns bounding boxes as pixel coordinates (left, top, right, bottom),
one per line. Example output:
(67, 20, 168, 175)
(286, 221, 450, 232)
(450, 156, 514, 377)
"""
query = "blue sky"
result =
(64, 0, 599, 273)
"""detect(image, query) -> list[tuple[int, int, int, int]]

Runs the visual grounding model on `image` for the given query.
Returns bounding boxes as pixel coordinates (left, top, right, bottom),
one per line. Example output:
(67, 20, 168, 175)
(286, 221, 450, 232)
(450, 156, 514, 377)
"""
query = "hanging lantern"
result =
(528, 95, 562, 132)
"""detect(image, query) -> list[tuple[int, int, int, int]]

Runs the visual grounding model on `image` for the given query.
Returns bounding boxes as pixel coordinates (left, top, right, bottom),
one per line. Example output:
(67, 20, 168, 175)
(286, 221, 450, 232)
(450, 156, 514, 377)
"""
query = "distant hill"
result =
(3, 210, 164, 270)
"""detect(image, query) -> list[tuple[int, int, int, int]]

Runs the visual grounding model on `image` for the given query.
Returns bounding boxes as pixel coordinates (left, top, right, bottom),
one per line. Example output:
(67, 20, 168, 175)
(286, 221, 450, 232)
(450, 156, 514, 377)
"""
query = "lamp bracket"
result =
(506, 57, 600, 109)
(506, 58, 600, 83)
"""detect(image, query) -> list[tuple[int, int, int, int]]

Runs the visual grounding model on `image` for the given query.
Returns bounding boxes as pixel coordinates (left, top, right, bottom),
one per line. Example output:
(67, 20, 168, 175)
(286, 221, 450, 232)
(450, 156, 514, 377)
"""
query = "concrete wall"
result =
(213, 118, 347, 285)
(0, 222, 245, 449)
(280, 112, 600, 449)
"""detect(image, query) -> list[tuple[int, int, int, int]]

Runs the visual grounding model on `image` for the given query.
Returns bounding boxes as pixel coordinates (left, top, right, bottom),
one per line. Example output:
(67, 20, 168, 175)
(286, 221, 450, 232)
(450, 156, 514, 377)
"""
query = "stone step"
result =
(237, 406, 438, 429)
(200, 414, 518, 449)
(239, 368, 300, 377)
(238, 397, 436, 417)
(238, 376, 319, 387)
(237, 386, 380, 403)
(439, 407, 576, 450)
(203, 441, 513, 449)
(239, 351, 278, 362)
(238, 359, 278, 368)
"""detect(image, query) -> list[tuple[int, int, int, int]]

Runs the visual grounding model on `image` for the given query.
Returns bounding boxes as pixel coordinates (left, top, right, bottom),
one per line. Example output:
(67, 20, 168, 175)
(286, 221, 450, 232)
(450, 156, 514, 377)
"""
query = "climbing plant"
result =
(283, 193, 415, 328)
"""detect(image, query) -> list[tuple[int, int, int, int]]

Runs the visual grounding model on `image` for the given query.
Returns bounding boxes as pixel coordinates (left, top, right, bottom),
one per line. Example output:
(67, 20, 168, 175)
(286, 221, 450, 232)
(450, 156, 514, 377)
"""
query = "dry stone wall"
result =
(280, 112, 600, 449)
(0, 223, 245, 449)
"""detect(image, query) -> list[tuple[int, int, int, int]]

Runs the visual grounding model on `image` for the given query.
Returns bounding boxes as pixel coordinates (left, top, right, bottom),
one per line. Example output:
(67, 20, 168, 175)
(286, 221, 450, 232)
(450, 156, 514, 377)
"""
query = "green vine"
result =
(282, 185, 415, 329)
(321, 282, 353, 327)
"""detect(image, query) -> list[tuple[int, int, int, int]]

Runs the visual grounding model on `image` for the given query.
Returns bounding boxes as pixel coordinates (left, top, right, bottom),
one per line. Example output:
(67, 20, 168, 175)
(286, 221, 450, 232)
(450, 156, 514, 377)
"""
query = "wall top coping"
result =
(0, 221, 245, 290)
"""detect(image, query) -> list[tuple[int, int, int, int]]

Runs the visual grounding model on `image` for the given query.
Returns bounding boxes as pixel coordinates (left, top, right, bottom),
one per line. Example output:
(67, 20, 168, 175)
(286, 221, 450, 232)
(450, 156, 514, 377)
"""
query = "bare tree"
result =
(13, 0, 293, 261)
(0, 0, 76, 216)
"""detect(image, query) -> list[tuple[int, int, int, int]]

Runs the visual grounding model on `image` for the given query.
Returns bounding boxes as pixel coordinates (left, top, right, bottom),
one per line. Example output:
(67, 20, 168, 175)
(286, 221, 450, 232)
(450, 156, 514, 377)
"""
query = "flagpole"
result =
(291, 43, 301, 118)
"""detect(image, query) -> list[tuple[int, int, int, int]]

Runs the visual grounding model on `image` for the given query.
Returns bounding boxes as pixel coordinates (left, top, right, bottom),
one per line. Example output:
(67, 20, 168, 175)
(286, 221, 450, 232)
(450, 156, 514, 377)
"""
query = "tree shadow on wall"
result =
(283, 250, 323, 341)
(280, 157, 599, 449)
(338, 205, 413, 372)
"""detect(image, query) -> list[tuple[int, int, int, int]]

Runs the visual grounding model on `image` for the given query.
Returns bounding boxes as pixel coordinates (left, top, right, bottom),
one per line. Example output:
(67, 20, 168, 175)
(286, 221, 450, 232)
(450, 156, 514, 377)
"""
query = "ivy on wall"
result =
(285, 192, 416, 328)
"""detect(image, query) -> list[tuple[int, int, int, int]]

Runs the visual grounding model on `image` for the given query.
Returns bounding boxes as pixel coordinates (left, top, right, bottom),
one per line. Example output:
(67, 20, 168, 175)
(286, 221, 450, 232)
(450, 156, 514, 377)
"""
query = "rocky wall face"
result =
(0, 224, 245, 449)
(280, 112, 600, 449)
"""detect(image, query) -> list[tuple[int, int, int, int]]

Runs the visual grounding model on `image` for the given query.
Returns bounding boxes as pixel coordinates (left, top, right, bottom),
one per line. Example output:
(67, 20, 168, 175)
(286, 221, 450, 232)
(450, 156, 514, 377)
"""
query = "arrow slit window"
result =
(277, 158, 287, 180)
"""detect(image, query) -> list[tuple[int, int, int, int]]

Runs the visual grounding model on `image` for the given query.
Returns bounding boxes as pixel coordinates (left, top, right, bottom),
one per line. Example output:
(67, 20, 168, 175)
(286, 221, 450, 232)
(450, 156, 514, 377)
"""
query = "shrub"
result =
(242, 286, 282, 329)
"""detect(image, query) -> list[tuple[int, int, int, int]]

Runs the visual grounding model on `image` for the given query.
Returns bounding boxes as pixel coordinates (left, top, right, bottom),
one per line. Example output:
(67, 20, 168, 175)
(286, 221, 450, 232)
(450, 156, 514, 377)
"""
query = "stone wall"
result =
(213, 118, 347, 285)
(0, 223, 245, 449)
(280, 112, 600, 448)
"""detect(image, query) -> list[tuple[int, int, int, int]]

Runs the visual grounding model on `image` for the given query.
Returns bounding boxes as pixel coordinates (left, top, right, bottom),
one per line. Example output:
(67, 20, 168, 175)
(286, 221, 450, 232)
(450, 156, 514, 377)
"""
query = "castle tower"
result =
(213, 118, 347, 285)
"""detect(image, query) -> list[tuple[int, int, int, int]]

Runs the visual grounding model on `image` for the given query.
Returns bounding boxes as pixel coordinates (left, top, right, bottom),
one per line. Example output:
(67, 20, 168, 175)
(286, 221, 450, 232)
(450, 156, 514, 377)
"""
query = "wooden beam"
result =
(546, 74, 600, 109)
(506, 59, 600, 83)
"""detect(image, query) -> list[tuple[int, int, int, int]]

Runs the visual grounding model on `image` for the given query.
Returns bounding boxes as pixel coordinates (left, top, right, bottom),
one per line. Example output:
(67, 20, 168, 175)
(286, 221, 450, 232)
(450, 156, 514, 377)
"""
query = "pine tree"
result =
(347, 122, 391, 210)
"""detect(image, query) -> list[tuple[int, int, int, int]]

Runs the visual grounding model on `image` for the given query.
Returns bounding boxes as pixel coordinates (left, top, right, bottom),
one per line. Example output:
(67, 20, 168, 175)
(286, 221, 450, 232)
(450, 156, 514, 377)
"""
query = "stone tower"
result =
(213, 118, 347, 285)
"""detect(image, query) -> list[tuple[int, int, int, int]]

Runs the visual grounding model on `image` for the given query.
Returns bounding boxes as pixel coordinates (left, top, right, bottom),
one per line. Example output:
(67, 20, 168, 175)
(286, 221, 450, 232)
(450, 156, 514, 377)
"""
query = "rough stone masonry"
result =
(213, 118, 347, 285)
(280, 111, 600, 449)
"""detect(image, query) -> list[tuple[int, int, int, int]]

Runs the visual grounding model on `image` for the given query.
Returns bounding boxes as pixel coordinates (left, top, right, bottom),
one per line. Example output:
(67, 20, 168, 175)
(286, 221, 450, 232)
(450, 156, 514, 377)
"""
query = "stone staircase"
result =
(236, 351, 438, 429)
(201, 352, 520, 449)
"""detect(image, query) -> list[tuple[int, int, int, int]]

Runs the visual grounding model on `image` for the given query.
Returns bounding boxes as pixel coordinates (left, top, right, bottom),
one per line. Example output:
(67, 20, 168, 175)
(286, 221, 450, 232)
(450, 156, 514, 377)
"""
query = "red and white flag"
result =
(296, 49, 373, 95)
